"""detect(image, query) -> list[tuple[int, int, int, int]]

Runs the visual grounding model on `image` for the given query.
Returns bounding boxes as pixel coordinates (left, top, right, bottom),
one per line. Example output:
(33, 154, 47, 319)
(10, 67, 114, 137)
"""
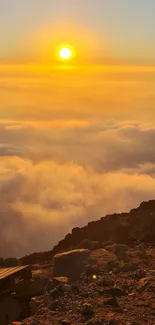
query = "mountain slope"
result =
(21, 200, 155, 265)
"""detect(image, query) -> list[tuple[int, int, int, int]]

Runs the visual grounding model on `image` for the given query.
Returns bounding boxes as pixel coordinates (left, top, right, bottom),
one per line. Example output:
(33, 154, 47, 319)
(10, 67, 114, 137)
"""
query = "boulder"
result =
(52, 249, 90, 281)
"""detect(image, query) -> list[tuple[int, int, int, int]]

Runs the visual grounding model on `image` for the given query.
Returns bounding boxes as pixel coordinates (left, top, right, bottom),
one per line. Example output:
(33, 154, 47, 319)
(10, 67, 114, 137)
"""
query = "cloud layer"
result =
(1, 119, 155, 258)
(1, 66, 155, 257)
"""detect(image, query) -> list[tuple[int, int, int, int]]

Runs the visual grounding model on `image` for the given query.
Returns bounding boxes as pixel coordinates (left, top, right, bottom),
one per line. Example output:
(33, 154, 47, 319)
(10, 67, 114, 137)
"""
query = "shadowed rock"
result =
(52, 249, 90, 281)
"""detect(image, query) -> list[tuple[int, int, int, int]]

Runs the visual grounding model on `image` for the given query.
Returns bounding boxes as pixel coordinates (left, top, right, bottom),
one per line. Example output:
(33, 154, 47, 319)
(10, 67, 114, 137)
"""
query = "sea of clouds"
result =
(1, 66, 155, 257)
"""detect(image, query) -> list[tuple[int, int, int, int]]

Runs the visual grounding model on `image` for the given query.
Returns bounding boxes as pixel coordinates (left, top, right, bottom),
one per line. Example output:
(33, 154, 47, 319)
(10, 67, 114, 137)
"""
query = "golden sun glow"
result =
(60, 47, 72, 60)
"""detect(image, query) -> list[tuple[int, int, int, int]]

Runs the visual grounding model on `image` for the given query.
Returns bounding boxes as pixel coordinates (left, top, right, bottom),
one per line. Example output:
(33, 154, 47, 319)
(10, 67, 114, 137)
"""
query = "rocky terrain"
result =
(21, 200, 155, 265)
(12, 200, 155, 325)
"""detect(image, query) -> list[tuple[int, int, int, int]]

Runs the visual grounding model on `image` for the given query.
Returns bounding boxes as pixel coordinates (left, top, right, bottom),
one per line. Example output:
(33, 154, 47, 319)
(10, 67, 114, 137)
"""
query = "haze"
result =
(1, 0, 155, 258)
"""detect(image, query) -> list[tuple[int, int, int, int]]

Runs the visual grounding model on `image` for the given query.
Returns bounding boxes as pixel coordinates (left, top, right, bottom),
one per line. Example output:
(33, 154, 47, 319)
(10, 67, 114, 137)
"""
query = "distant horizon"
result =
(1, 57, 155, 66)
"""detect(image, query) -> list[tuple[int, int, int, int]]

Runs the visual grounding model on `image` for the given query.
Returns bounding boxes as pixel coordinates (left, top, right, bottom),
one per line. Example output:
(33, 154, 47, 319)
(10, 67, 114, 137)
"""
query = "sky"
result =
(0, 0, 155, 63)
(1, 1, 155, 258)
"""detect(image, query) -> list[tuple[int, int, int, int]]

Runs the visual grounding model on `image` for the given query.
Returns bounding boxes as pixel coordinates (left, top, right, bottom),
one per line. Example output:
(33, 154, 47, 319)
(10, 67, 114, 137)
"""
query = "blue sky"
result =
(0, 0, 155, 61)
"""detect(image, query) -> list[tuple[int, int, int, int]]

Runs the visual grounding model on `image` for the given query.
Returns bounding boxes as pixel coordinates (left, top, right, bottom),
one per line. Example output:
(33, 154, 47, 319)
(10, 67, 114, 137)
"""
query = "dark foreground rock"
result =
(52, 249, 90, 281)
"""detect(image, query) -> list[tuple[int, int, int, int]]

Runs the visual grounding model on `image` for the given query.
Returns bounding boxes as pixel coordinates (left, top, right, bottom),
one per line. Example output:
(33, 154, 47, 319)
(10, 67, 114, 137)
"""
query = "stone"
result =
(85, 264, 98, 276)
(104, 287, 127, 297)
(50, 287, 62, 298)
(30, 297, 41, 316)
(81, 303, 94, 315)
(105, 244, 128, 261)
(103, 295, 118, 307)
(121, 264, 138, 272)
(107, 260, 118, 271)
(11, 323, 22, 325)
(53, 276, 69, 286)
(48, 300, 59, 311)
(114, 244, 128, 261)
(147, 269, 155, 276)
(61, 320, 71, 325)
(30, 321, 38, 325)
(135, 269, 146, 279)
(53, 249, 90, 281)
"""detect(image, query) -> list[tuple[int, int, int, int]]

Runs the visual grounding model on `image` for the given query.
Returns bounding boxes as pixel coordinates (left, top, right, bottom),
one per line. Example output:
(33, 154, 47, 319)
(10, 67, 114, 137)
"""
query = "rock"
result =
(30, 297, 41, 316)
(53, 249, 90, 281)
(98, 277, 114, 288)
(103, 295, 118, 307)
(104, 287, 127, 297)
(81, 303, 94, 315)
(53, 276, 69, 286)
(61, 320, 71, 325)
(114, 244, 128, 261)
(147, 269, 155, 276)
(30, 321, 38, 325)
(105, 244, 128, 261)
(11, 323, 22, 325)
(85, 264, 99, 276)
(46, 277, 68, 293)
(107, 260, 119, 271)
(48, 300, 59, 311)
(135, 269, 146, 279)
(50, 287, 62, 298)
(121, 263, 138, 272)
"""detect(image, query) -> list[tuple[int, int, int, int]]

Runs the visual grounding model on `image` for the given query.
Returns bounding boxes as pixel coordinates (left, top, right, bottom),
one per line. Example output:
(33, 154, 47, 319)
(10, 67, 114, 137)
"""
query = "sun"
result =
(59, 47, 72, 60)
